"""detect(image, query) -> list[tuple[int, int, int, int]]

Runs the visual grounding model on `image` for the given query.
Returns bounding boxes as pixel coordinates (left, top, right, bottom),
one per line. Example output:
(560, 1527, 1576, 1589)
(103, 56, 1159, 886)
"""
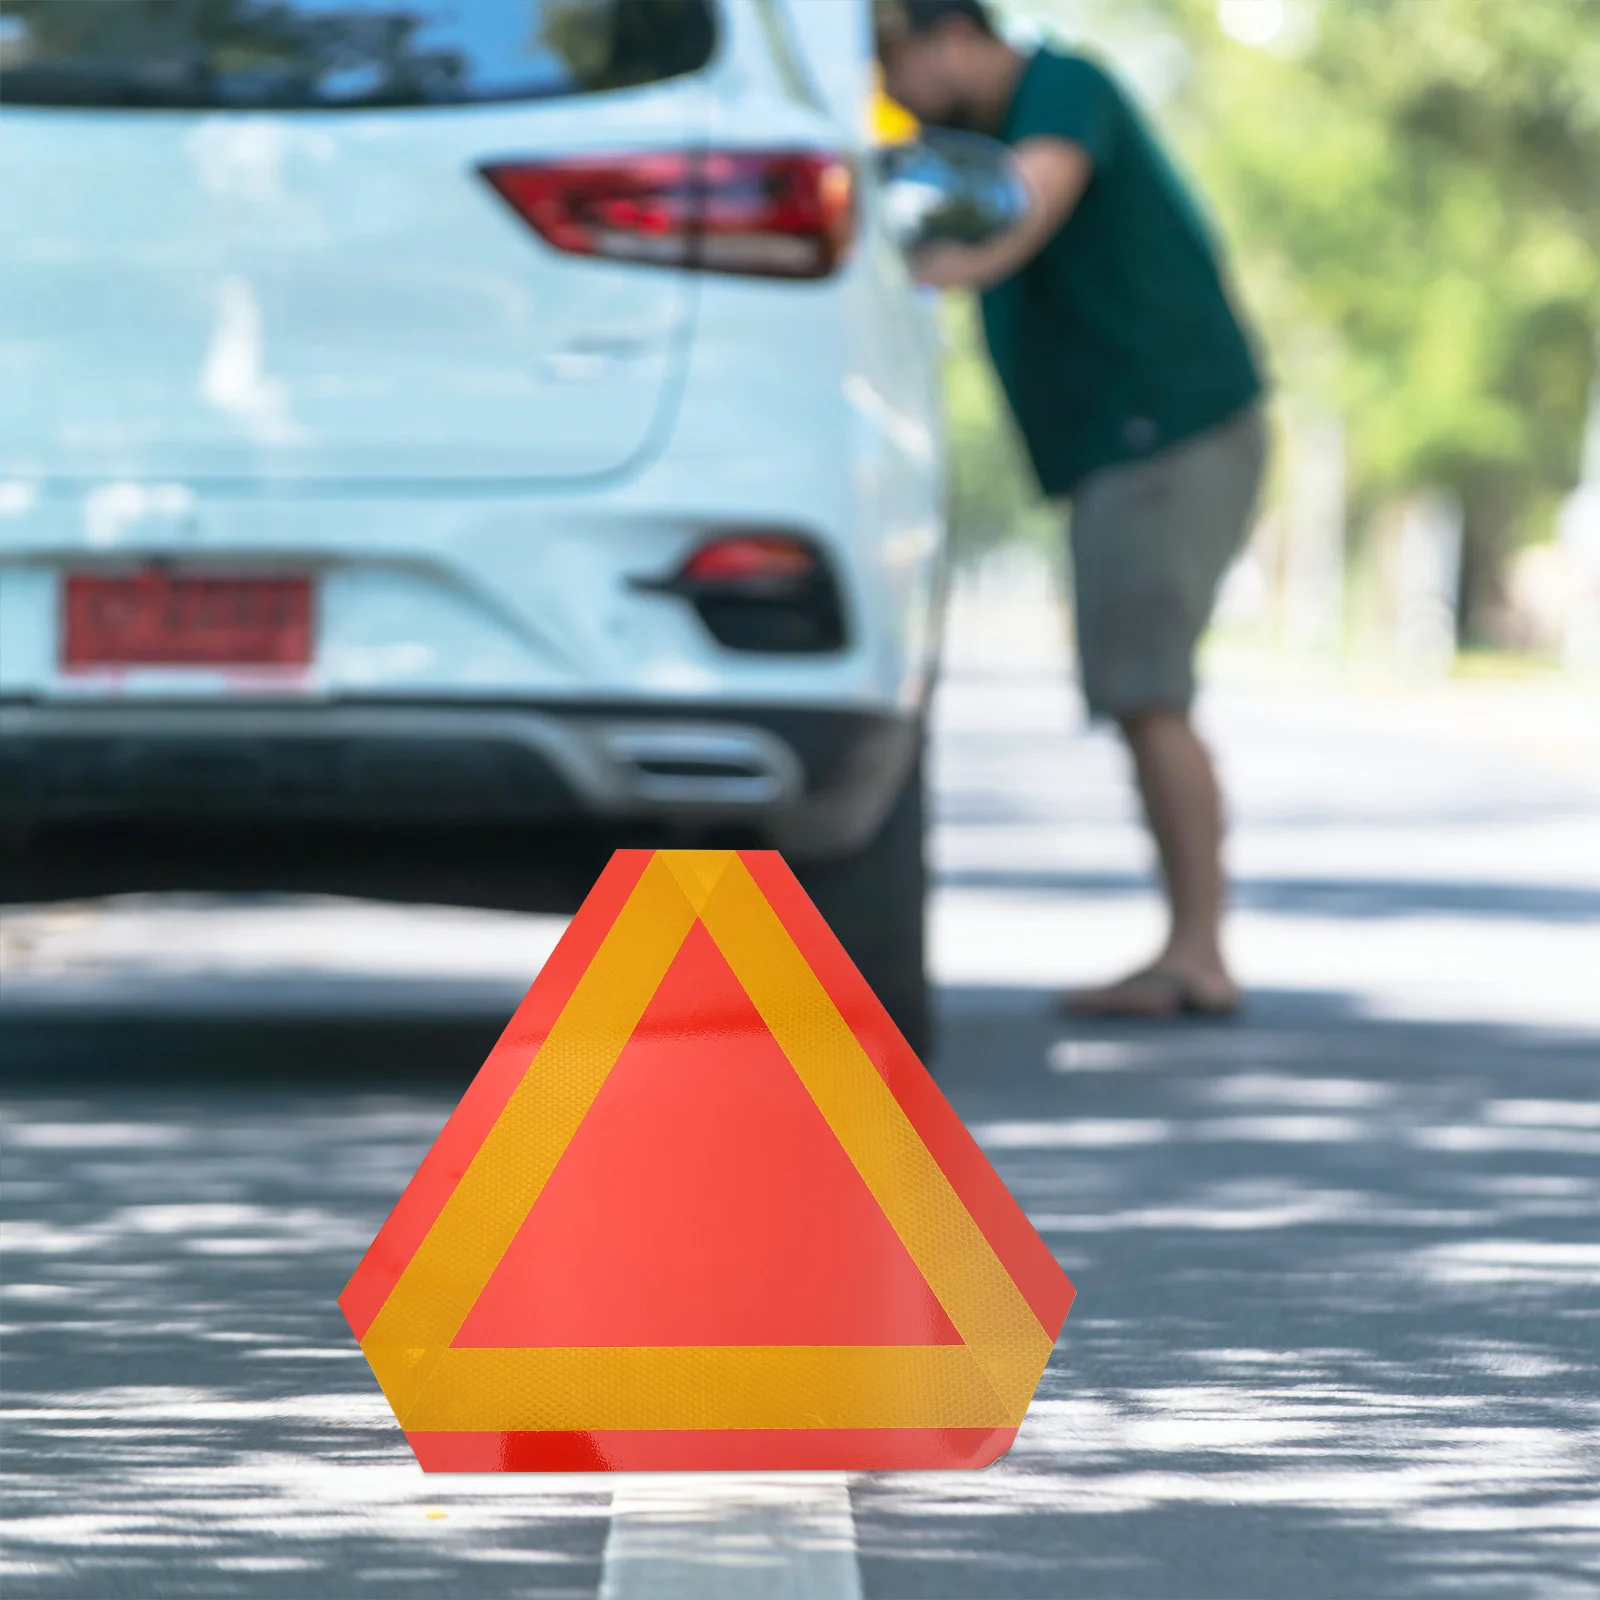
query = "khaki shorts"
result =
(1064, 403, 1268, 721)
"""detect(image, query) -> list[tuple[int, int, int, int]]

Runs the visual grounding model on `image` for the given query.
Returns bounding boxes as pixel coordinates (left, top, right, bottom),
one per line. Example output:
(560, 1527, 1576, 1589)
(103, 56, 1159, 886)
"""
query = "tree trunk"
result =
(1454, 466, 1522, 650)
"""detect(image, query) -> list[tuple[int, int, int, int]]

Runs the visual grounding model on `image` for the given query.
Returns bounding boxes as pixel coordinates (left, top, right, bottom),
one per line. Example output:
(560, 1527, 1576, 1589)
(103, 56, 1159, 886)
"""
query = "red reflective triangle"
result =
(342, 848, 1077, 1473)
(454, 922, 961, 1349)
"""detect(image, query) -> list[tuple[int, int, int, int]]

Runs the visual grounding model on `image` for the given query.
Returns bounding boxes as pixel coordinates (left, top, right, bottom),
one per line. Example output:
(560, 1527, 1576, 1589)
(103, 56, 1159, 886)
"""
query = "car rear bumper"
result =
(0, 697, 918, 861)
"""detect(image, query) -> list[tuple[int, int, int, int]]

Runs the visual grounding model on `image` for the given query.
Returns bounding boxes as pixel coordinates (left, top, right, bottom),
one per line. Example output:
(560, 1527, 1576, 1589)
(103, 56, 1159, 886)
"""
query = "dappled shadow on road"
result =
(0, 1083, 607, 1598)
(937, 869, 1600, 924)
(856, 987, 1600, 1599)
(3, 987, 1595, 1597)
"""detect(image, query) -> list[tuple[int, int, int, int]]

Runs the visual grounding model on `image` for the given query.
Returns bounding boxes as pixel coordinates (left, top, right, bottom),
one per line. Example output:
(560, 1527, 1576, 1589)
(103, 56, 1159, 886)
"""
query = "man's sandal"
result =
(1061, 968, 1241, 1020)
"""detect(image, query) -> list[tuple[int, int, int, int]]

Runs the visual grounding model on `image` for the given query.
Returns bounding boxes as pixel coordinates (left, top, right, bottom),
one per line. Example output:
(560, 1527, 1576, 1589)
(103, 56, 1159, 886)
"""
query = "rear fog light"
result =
(631, 533, 846, 656)
(681, 535, 817, 592)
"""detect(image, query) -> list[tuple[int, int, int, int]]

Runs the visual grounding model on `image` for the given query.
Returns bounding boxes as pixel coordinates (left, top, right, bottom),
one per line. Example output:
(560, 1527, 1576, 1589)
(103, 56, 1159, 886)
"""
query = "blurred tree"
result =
(1029, 0, 1600, 646)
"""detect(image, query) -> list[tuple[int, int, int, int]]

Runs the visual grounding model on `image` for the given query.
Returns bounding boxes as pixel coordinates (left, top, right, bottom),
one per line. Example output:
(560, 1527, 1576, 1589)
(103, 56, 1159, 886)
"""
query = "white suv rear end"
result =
(0, 0, 944, 1046)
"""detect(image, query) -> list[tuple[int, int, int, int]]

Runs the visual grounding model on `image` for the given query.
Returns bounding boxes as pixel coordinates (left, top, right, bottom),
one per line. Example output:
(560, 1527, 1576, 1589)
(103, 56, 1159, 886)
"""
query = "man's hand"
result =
(910, 136, 1093, 291)
(911, 243, 987, 290)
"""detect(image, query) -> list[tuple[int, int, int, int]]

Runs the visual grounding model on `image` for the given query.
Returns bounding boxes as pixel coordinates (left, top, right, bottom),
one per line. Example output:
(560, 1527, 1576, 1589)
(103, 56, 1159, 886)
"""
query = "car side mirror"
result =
(877, 129, 1028, 252)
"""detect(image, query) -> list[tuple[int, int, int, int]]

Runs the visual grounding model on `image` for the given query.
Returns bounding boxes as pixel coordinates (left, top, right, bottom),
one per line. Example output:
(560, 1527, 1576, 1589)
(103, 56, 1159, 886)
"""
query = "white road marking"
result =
(599, 1474, 861, 1600)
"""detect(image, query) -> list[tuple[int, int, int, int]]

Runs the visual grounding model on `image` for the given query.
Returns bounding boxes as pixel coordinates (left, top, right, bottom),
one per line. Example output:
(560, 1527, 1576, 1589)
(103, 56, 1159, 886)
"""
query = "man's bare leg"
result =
(1070, 708, 1239, 1015)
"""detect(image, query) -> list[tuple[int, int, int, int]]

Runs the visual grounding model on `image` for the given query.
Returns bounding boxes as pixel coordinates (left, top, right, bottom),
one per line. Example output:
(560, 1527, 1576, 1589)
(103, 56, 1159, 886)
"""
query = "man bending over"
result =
(879, 0, 1268, 1016)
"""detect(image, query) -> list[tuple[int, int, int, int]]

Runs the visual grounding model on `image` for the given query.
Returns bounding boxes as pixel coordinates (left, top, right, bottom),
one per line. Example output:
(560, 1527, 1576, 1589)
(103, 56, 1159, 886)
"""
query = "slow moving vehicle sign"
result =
(341, 850, 1074, 1471)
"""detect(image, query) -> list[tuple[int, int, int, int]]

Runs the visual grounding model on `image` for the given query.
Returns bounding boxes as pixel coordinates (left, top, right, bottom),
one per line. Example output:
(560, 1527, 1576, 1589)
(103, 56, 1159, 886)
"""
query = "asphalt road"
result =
(4, 573, 1599, 1598)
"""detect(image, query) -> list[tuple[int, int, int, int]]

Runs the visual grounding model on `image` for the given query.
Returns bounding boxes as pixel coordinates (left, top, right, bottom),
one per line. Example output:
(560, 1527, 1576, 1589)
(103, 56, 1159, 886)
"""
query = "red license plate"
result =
(63, 572, 313, 669)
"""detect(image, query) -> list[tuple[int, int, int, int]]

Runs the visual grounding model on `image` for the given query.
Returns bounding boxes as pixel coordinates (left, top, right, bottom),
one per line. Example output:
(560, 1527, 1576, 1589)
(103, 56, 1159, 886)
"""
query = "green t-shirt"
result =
(981, 48, 1265, 495)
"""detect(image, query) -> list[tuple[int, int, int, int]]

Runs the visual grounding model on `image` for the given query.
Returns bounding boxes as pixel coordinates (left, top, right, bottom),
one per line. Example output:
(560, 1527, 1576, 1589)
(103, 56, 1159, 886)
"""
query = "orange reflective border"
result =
(739, 851, 1074, 1337)
(341, 850, 1074, 1471)
(340, 850, 652, 1340)
(403, 1345, 1008, 1432)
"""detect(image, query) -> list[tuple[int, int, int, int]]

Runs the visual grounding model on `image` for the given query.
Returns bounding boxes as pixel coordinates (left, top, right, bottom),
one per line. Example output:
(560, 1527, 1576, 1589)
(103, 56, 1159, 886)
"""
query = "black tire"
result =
(796, 731, 930, 1059)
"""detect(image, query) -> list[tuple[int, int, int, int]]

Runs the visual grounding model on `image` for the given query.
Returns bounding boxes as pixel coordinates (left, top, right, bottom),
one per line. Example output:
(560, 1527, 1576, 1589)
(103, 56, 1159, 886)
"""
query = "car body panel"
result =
(0, 87, 705, 484)
(0, 0, 946, 863)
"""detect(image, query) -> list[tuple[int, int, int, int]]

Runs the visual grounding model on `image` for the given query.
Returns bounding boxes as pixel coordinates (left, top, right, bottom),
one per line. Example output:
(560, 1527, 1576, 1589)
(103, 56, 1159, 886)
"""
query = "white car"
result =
(0, 0, 951, 1047)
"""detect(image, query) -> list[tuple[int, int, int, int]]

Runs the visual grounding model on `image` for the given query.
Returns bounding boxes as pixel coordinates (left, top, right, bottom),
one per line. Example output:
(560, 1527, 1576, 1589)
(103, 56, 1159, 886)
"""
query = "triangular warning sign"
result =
(341, 850, 1074, 1472)
(455, 924, 961, 1350)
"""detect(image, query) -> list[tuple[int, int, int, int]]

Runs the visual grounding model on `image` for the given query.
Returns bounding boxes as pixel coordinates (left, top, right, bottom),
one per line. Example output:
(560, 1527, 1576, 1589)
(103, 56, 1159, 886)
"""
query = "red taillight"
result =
(629, 532, 844, 652)
(480, 151, 854, 280)
(681, 535, 818, 586)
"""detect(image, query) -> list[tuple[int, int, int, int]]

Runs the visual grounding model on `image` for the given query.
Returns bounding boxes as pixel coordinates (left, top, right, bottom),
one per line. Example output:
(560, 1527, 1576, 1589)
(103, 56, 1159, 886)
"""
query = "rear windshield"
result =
(0, 0, 716, 110)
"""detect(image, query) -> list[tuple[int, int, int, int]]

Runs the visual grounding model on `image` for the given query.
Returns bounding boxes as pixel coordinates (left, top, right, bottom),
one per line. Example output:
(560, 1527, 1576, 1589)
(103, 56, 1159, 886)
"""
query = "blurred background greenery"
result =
(942, 0, 1600, 671)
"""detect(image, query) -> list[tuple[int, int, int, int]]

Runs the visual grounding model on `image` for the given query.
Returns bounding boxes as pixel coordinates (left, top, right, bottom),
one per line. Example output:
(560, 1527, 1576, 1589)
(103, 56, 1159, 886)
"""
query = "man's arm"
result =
(912, 136, 1093, 290)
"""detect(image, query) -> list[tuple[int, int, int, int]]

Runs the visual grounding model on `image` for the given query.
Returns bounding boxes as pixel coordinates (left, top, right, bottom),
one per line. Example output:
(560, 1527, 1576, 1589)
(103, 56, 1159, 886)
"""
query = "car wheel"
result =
(796, 730, 930, 1060)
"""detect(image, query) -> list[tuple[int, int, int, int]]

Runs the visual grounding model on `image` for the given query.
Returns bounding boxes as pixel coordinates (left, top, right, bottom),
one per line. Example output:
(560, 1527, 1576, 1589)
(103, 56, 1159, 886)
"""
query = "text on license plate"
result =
(63, 571, 313, 669)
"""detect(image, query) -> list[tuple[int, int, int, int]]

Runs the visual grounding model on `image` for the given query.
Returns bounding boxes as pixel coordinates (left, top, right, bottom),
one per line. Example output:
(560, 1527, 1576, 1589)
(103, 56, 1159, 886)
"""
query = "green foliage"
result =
(992, 0, 1600, 640)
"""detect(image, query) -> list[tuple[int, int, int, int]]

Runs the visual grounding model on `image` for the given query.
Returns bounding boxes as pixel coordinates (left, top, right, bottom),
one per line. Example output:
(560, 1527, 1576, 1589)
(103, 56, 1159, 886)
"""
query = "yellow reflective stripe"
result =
(362, 854, 698, 1422)
(661, 849, 732, 912)
(361, 849, 1053, 1438)
(404, 1345, 1008, 1432)
(698, 859, 1054, 1424)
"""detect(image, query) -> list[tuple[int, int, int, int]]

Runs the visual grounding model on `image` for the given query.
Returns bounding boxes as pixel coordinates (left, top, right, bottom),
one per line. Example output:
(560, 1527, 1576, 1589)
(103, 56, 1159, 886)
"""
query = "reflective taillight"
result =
(681, 535, 817, 587)
(630, 532, 845, 653)
(479, 151, 854, 280)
